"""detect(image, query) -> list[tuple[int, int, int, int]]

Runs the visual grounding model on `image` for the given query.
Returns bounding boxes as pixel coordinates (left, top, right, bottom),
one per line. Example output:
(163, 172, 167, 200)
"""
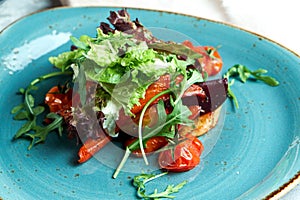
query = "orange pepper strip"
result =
(78, 136, 111, 163)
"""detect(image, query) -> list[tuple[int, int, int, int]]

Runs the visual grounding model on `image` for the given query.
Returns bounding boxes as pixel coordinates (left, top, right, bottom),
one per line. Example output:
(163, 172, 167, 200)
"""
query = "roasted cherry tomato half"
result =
(158, 135, 204, 172)
(125, 136, 168, 157)
(202, 46, 223, 76)
(182, 40, 223, 76)
(45, 86, 73, 113)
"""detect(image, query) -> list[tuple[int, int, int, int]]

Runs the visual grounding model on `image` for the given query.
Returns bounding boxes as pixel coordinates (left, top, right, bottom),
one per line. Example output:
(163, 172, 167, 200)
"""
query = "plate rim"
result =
(0, 5, 299, 199)
(1, 5, 299, 59)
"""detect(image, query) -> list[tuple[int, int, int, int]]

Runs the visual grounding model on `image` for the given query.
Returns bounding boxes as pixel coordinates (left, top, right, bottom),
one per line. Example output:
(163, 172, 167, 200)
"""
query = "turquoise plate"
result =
(0, 7, 299, 200)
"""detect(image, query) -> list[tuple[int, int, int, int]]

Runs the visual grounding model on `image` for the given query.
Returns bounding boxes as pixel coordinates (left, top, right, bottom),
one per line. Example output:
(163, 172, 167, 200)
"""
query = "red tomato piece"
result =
(182, 40, 223, 76)
(116, 104, 159, 137)
(202, 46, 223, 76)
(158, 135, 204, 172)
(125, 136, 168, 157)
(45, 86, 73, 113)
(130, 74, 170, 115)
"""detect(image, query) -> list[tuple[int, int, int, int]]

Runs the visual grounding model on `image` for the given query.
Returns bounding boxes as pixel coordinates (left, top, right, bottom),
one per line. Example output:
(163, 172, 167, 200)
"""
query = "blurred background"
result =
(0, 0, 299, 199)
(1, 0, 299, 54)
(0, 0, 61, 29)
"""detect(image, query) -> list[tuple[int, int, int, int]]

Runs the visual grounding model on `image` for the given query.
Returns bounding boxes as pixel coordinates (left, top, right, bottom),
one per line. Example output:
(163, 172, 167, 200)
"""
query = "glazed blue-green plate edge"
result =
(0, 6, 299, 200)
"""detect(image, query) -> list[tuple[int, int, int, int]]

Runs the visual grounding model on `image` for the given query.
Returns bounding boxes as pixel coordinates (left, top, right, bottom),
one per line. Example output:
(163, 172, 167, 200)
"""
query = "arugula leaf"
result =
(13, 110, 30, 120)
(224, 64, 280, 108)
(135, 100, 168, 164)
(173, 68, 204, 105)
(14, 120, 36, 139)
(140, 99, 193, 142)
(226, 79, 239, 109)
(224, 64, 279, 86)
(114, 79, 199, 178)
(186, 69, 205, 89)
(133, 172, 188, 199)
(33, 106, 45, 116)
(26, 113, 63, 150)
(12, 71, 72, 150)
(113, 57, 200, 177)
(13, 104, 63, 150)
(136, 98, 192, 165)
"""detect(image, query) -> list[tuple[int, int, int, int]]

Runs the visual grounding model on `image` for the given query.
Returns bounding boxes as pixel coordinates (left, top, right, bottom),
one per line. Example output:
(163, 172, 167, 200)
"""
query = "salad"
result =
(11, 9, 279, 199)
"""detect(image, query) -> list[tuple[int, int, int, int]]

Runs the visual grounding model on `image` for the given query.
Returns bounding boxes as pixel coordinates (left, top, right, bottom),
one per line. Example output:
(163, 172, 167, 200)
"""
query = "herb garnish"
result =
(133, 172, 188, 199)
(224, 64, 279, 108)
(11, 71, 72, 149)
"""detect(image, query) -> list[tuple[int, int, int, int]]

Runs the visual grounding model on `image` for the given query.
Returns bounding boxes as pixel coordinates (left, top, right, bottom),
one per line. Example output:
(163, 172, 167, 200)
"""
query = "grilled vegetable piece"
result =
(158, 135, 204, 172)
(78, 135, 111, 163)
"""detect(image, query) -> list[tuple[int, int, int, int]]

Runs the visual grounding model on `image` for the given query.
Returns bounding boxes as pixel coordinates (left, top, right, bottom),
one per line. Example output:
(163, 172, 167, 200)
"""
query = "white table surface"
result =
(60, 0, 300, 56)
(0, 0, 299, 199)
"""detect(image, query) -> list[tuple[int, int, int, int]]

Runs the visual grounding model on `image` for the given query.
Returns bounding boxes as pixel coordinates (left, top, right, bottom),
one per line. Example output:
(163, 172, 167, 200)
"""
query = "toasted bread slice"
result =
(180, 106, 222, 137)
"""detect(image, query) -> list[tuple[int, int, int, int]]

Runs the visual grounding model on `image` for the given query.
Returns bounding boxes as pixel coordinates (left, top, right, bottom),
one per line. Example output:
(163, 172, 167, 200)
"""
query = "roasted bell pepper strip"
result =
(125, 136, 168, 157)
(78, 136, 111, 163)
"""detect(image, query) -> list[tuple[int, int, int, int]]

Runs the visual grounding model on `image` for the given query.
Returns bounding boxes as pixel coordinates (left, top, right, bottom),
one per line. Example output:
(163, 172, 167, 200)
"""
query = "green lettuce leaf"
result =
(49, 35, 93, 70)
(49, 49, 84, 71)
(148, 42, 202, 59)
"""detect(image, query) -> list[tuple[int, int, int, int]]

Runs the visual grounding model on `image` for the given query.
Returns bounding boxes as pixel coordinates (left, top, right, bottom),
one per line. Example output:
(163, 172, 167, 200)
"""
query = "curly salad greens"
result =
(11, 9, 279, 199)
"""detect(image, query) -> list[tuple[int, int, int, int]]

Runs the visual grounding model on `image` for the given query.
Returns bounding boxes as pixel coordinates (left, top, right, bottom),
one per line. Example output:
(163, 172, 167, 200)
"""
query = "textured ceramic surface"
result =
(0, 7, 299, 199)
